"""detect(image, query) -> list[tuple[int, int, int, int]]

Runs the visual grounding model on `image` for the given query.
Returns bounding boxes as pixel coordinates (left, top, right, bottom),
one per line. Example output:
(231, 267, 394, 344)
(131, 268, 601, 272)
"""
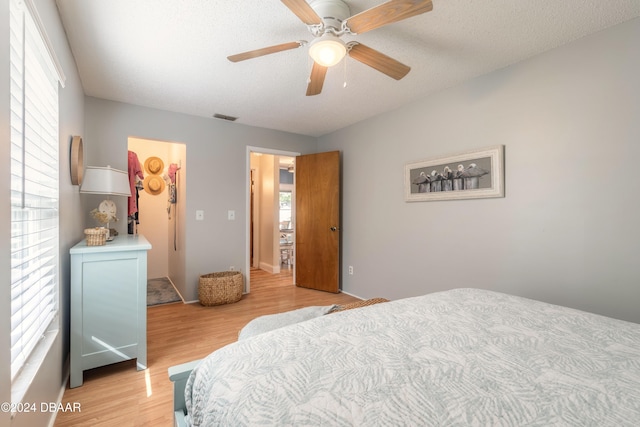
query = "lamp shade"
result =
(309, 34, 346, 67)
(80, 166, 131, 196)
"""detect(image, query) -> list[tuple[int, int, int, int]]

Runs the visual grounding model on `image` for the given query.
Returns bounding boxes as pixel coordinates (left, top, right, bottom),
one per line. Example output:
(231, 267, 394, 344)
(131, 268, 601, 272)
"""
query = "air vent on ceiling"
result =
(213, 113, 238, 122)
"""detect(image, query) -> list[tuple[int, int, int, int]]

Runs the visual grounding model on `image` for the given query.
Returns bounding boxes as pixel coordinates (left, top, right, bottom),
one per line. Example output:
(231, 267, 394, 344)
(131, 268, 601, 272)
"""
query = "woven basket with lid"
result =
(84, 227, 107, 246)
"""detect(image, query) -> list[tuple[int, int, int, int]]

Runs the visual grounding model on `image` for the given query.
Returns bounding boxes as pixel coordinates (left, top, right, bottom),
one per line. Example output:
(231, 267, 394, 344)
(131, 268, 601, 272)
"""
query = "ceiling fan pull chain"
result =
(343, 42, 356, 88)
(343, 55, 348, 88)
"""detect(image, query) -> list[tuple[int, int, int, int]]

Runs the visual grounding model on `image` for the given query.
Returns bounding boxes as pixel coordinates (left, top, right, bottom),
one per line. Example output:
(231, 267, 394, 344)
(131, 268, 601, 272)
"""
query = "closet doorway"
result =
(128, 137, 187, 300)
(246, 147, 299, 293)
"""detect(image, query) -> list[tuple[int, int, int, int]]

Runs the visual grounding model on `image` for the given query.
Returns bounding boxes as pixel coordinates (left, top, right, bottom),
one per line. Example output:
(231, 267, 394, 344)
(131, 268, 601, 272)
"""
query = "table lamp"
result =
(80, 165, 131, 241)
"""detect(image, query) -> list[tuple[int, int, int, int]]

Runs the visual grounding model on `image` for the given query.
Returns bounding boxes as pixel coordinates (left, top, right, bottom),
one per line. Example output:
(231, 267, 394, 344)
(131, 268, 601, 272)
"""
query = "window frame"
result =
(9, 0, 64, 405)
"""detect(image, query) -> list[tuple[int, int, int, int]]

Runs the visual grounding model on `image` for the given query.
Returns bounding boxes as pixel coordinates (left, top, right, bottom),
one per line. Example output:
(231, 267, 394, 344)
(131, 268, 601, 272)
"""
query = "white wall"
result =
(0, 1, 85, 426)
(320, 18, 640, 323)
(257, 154, 280, 273)
(84, 98, 318, 301)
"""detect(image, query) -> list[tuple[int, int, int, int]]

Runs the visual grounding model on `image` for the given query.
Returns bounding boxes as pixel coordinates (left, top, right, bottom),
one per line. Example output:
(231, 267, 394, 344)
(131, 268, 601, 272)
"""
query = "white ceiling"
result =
(55, 0, 640, 137)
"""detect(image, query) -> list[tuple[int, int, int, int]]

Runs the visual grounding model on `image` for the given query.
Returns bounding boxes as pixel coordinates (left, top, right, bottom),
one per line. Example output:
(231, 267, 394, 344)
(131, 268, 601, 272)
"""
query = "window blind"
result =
(10, 0, 59, 381)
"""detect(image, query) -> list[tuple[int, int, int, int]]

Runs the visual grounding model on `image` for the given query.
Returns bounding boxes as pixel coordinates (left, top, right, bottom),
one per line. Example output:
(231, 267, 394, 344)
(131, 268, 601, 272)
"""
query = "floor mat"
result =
(147, 277, 182, 306)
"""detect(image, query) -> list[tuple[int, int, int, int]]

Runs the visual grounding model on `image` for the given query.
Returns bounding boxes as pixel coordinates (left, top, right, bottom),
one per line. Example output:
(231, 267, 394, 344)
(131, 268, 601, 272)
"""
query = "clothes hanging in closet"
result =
(128, 150, 144, 234)
(128, 150, 144, 215)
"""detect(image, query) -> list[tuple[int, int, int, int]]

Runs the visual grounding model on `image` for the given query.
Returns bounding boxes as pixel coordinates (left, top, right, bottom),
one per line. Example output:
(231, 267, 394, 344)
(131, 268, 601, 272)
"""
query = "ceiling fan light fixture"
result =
(309, 34, 346, 67)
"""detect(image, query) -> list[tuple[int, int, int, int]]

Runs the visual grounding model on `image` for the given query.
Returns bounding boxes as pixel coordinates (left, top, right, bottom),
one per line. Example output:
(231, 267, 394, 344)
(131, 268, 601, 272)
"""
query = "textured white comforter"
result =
(185, 288, 640, 426)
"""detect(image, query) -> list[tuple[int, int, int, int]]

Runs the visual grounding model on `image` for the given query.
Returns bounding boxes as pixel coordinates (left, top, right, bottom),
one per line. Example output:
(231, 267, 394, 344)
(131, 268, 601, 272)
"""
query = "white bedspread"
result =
(185, 288, 640, 426)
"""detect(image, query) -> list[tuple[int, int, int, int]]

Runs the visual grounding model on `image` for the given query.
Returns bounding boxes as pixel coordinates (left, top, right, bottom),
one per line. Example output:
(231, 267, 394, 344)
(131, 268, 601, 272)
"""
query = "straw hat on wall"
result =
(143, 175, 165, 195)
(144, 156, 164, 175)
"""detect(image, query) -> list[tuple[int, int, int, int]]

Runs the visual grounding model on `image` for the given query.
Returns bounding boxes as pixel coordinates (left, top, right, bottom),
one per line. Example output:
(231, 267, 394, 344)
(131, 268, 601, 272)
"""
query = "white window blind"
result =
(10, 0, 60, 381)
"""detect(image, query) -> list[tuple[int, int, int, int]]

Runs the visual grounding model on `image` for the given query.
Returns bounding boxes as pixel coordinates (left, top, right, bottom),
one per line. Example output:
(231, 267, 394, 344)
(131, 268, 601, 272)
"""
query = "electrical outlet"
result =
(229, 266, 235, 271)
(348, 266, 353, 275)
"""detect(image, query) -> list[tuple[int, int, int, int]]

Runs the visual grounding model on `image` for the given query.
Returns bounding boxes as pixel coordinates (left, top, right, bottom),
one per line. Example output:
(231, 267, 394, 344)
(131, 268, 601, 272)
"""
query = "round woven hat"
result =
(144, 156, 164, 175)
(143, 175, 165, 195)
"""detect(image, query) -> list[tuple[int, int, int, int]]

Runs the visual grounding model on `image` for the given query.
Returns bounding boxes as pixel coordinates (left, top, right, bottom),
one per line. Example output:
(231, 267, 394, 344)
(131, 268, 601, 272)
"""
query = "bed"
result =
(168, 288, 640, 426)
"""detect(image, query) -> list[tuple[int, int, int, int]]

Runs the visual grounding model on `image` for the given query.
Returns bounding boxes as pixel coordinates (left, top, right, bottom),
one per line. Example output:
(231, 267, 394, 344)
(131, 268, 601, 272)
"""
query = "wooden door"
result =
(295, 151, 340, 293)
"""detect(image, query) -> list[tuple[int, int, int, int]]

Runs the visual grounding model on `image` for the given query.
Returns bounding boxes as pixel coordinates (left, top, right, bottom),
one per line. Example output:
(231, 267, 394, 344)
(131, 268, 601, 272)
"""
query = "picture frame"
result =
(404, 145, 504, 202)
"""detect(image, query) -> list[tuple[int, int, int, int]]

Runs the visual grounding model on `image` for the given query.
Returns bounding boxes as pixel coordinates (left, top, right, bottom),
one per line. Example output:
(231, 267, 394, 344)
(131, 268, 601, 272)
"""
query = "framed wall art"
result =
(405, 145, 504, 202)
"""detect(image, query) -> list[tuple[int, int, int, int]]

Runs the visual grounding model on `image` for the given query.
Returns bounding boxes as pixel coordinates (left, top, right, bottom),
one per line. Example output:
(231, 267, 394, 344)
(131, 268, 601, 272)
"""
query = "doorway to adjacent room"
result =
(246, 147, 299, 293)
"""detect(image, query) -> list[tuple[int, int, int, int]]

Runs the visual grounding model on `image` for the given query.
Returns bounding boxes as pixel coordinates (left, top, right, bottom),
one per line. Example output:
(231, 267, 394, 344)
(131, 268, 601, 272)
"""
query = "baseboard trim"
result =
(258, 261, 278, 274)
(49, 356, 70, 427)
(340, 289, 363, 300)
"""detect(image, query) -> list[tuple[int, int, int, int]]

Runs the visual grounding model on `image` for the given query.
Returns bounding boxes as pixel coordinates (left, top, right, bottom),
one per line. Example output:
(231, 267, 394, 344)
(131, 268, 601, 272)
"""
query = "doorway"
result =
(245, 147, 300, 293)
(128, 137, 187, 299)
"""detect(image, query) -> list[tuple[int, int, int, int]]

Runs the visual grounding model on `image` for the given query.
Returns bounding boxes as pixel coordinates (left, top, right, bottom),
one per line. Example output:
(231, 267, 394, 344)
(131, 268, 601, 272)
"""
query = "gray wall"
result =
(0, 0, 86, 426)
(320, 17, 640, 323)
(83, 98, 317, 301)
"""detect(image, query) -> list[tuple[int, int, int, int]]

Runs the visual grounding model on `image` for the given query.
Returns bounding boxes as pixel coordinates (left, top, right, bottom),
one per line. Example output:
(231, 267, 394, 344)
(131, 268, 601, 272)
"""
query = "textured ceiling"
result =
(55, 0, 640, 137)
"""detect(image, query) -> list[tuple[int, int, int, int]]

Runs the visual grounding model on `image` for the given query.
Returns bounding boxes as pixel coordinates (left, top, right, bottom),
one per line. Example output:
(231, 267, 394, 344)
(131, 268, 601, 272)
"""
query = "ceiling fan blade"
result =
(345, 0, 433, 34)
(227, 41, 304, 62)
(306, 62, 328, 96)
(348, 43, 410, 80)
(281, 0, 323, 25)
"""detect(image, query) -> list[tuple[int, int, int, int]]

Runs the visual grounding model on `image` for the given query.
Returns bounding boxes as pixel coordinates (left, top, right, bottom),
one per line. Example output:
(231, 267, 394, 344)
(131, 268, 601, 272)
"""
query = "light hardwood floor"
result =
(54, 268, 359, 427)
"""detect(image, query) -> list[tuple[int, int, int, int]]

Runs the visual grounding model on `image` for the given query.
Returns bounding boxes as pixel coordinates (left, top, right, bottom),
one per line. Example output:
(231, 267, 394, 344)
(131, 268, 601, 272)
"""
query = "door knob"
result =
(330, 226, 338, 232)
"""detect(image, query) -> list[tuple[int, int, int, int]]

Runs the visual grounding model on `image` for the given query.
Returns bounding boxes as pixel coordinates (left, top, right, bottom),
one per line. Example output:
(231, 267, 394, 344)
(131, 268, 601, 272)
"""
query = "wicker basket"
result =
(198, 271, 243, 306)
(84, 227, 107, 246)
(330, 298, 389, 313)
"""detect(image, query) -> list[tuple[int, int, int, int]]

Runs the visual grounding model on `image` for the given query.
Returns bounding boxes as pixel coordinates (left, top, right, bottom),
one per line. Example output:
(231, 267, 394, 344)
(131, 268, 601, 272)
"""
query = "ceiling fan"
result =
(227, 0, 434, 96)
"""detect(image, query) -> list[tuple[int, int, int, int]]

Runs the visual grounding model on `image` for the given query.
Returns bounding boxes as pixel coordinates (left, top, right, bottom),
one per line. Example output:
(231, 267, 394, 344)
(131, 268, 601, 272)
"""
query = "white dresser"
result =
(70, 234, 152, 388)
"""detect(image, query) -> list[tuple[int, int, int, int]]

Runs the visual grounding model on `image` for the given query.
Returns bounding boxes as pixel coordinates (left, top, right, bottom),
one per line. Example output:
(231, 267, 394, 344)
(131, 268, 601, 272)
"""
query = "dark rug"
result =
(147, 277, 182, 306)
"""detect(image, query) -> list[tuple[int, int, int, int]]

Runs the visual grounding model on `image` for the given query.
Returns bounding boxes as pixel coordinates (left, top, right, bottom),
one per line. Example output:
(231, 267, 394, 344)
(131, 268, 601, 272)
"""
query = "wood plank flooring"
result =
(54, 269, 359, 427)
